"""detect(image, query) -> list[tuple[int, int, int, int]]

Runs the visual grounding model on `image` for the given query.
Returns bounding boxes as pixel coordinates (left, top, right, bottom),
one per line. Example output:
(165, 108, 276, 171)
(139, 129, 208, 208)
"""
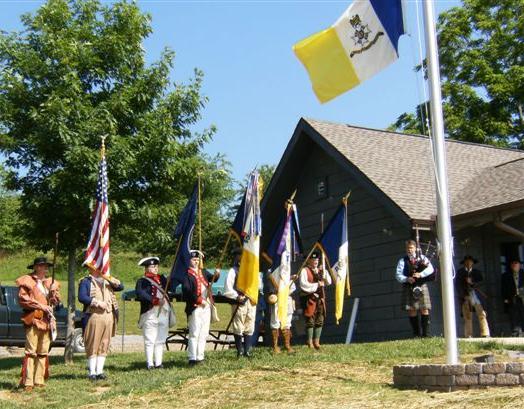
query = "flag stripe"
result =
(84, 157, 110, 276)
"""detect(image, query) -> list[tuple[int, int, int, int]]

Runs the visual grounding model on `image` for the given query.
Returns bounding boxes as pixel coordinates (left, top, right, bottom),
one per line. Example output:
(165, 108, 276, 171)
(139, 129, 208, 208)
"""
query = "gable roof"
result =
(285, 118, 524, 222)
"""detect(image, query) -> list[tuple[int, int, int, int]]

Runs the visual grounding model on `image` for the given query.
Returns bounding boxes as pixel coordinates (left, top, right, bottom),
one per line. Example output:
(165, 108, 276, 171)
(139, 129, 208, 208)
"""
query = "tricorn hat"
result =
(310, 250, 321, 260)
(460, 255, 478, 264)
(138, 256, 160, 267)
(189, 250, 204, 259)
(27, 256, 54, 270)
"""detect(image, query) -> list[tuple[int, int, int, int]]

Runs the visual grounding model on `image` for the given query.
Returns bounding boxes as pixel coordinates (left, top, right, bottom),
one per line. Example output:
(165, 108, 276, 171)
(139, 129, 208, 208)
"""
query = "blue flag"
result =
(316, 199, 349, 323)
(262, 202, 302, 328)
(263, 204, 302, 270)
(170, 184, 198, 287)
(230, 192, 246, 246)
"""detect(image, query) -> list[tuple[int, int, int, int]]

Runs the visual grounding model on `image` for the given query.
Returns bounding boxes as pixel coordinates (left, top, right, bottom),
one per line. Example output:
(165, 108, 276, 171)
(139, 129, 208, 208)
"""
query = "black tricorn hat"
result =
(509, 259, 524, 265)
(27, 256, 54, 270)
(310, 250, 321, 260)
(189, 250, 204, 259)
(138, 256, 160, 267)
(460, 255, 478, 264)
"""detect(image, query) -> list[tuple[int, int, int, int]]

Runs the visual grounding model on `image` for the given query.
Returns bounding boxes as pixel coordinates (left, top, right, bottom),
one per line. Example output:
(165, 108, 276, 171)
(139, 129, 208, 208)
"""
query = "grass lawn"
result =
(1, 338, 524, 408)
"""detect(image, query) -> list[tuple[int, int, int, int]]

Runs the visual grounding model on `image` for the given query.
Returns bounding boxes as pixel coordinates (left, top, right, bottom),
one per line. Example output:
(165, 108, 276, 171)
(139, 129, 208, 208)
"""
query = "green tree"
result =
(0, 0, 232, 359)
(390, 0, 523, 148)
(0, 165, 27, 252)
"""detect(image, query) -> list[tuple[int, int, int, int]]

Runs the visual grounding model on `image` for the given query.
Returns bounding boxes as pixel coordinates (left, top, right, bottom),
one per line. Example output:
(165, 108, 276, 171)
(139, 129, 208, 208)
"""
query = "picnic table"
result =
(165, 328, 235, 351)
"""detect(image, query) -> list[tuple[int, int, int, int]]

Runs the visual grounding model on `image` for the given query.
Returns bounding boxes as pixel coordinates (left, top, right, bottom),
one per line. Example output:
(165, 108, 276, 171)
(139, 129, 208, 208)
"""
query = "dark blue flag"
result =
(170, 184, 198, 288)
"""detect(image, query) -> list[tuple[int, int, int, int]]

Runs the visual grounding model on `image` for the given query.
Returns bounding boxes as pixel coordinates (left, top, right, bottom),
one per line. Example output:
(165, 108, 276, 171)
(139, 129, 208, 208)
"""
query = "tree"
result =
(390, 0, 523, 148)
(0, 165, 27, 252)
(0, 0, 232, 360)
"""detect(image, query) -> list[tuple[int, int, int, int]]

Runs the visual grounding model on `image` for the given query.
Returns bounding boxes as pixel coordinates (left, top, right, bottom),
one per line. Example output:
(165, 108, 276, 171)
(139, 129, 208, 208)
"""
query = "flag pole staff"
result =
(197, 174, 203, 268)
(215, 231, 233, 271)
(343, 192, 352, 296)
(422, 0, 458, 364)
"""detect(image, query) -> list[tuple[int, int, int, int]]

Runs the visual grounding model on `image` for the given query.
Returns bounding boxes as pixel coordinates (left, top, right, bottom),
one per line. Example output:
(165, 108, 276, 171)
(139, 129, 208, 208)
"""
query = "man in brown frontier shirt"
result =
(16, 256, 60, 392)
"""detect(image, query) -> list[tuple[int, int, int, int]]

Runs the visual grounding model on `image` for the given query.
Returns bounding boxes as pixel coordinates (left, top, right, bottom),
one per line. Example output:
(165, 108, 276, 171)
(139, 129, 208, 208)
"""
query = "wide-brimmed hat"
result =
(138, 256, 160, 267)
(27, 256, 54, 270)
(189, 250, 204, 259)
(460, 255, 478, 264)
(309, 250, 321, 260)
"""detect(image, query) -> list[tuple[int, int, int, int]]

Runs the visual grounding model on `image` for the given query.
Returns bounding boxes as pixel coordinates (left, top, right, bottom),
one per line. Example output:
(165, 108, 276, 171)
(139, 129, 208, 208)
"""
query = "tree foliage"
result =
(0, 0, 233, 260)
(0, 165, 27, 252)
(390, 0, 523, 148)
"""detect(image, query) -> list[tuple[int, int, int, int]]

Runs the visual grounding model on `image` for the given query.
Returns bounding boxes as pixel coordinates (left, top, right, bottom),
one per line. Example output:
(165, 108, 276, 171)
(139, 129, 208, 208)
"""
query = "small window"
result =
(317, 178, 328, 199)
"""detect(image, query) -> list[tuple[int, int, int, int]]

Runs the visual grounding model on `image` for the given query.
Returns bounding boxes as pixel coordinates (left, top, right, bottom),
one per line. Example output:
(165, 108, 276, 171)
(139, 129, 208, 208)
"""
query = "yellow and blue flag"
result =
(293, 0, 406, 103)
(236, 172, 262, 304)
(316, 198, 350, 324)
(263, 202, 302, 329)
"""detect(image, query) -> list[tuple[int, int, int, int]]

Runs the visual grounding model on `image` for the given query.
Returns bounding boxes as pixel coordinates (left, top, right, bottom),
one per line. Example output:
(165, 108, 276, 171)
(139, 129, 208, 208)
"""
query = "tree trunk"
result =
(64, 248, 77, 364)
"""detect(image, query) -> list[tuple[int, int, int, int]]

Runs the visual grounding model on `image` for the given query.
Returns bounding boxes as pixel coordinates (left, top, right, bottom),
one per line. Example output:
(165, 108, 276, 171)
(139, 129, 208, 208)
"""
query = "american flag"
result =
(84, 153, 110, 276)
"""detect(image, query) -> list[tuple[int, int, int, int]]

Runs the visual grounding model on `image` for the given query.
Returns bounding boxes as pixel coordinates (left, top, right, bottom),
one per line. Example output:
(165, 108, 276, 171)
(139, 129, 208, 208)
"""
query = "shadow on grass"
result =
(0, 357, 21, 370)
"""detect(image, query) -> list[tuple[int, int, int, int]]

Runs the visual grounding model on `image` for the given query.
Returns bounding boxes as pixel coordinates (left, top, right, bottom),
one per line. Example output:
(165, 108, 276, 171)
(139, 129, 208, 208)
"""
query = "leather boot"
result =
(312, 338, 321, 350)
(283, 329, 294, 354)
(243, 334, 253, 357)
(271, 329, 281, 354)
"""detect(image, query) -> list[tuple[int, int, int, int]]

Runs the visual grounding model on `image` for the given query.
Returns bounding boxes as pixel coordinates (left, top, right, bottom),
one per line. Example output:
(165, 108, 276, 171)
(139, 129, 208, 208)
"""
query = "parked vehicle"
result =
(0, 284, 85, 353)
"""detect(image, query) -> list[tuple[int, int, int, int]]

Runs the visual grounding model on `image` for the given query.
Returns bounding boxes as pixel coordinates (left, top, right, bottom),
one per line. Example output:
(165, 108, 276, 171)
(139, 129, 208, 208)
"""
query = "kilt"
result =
(401, 283, 431, 311)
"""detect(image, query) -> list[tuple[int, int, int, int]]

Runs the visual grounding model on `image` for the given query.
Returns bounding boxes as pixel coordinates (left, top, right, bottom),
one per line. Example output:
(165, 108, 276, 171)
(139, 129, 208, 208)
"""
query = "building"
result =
(261, 118, 524, 342)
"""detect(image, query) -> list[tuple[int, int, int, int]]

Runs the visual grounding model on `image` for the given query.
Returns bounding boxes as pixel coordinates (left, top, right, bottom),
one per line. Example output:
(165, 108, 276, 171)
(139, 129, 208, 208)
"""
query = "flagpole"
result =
(422, 1, 458, 364)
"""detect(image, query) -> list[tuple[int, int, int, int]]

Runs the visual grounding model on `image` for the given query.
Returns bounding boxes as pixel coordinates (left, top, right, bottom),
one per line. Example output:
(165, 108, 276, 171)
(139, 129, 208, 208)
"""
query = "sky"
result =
(0, 0, 461, 182)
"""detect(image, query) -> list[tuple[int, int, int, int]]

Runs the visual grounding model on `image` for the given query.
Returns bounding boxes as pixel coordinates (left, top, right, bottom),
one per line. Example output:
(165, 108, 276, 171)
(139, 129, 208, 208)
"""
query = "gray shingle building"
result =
(261, 118, 524, 342)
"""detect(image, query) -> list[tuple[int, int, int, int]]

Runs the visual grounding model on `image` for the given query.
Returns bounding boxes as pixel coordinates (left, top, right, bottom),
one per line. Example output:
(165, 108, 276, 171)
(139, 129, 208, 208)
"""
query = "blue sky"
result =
(0, 0, 460, 182)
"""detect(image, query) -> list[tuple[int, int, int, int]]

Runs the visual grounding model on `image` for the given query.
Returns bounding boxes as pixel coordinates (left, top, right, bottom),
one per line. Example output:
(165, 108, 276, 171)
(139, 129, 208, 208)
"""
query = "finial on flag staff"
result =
(100, 134, 106, 159)
(343, 190, 352, 204)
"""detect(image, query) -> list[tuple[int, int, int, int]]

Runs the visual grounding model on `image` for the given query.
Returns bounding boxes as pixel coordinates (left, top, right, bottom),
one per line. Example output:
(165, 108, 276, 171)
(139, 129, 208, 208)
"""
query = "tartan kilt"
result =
(401, 283, 431, 311)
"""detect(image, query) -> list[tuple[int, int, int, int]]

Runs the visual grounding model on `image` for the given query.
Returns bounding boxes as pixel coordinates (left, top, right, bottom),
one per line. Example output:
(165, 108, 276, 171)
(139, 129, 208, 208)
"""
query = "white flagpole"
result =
(422, 1, 458, 364)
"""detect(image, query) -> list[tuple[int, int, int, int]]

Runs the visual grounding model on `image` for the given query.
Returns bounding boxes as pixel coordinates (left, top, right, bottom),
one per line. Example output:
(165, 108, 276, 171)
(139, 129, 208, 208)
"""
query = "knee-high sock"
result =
(154, 344, 164, 367)
(421, 315, 430, 337)
(243, 334, 252, 355)
(306, 327, 314, 342)
(313, 326, 322, 340)
(88, 356, 97, 376)
(96, 355, 106, 375)
(409, 316, 421, 337)
(234, 334, 243, 355)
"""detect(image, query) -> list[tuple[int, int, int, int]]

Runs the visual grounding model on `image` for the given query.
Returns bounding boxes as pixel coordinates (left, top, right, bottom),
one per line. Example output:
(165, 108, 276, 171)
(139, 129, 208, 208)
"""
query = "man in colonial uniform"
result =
(395, 240, 434, 337)
(135, 256, 171, 369)
(181, 250, 220, 365)
(223, 248, 256, 357)
(299, 251, 332, 349)
(16, 256, 60, 391)
(78, 265, 123, 380)
(502, 259, 524, 336)
(455, 255, 490, 338)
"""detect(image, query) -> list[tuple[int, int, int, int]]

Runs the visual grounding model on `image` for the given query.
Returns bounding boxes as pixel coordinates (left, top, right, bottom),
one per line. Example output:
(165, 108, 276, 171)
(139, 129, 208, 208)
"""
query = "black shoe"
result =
(154, 364, 164, 369)
(188, 360, 197, 366)
(88, 375, 97, 382)
(96, 373, 107, 380)
(196, 359, 204, 365)
(147, 365, 154, 370)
